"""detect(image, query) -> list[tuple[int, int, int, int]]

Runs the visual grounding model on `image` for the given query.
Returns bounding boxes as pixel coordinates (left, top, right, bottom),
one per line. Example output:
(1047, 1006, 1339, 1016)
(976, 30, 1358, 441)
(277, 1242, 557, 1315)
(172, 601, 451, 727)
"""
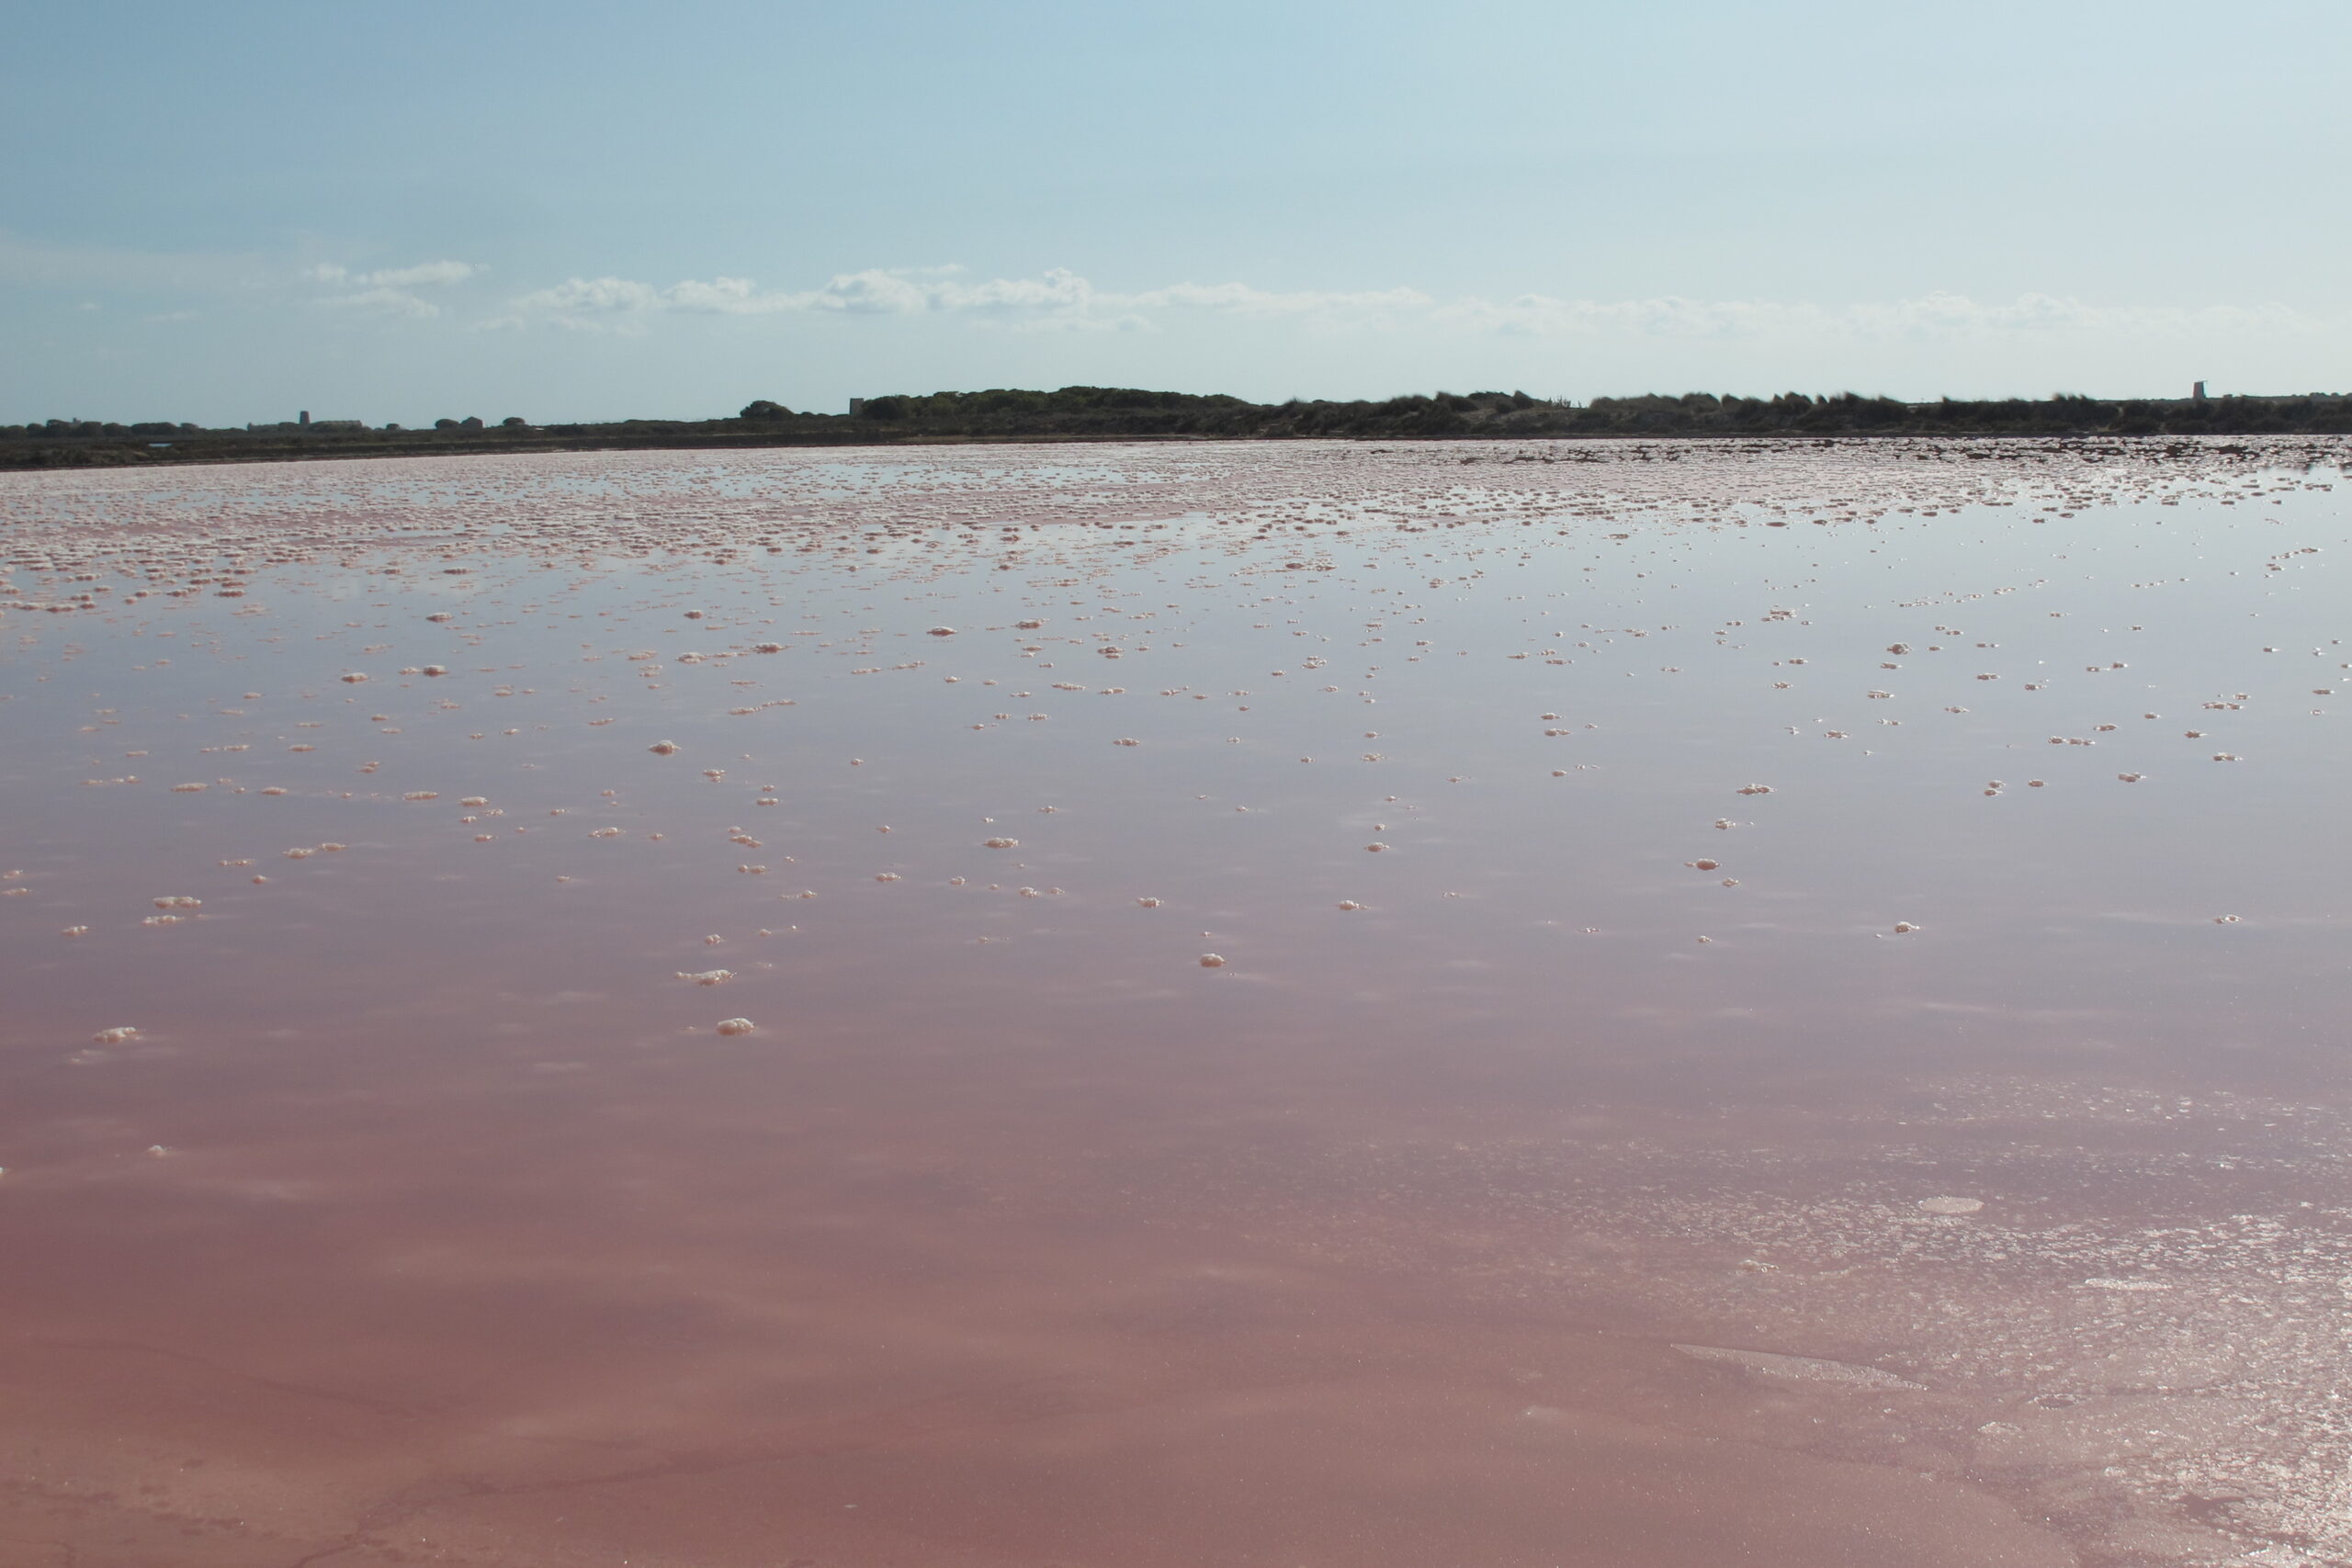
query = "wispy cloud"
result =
(511, 266, 1104, 322)
(502, 265, 2323, 342)
(1, 235, 2322, 348)
(505, 266, 1434, 333)
(1438, 289, 2318, 340)
(320, 286, 447, 319)
(0, 231, 264, 293)
(0, 236, 492, 312)
(304, 259, 481, 318)
(306, 260, 481, 289)
(1129, 280, 1433, 316)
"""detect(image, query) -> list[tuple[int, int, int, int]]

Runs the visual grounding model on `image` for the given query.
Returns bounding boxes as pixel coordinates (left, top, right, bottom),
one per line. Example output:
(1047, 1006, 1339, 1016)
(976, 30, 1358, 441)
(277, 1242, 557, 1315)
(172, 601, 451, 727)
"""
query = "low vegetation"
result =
(8, 386, 2349, 468)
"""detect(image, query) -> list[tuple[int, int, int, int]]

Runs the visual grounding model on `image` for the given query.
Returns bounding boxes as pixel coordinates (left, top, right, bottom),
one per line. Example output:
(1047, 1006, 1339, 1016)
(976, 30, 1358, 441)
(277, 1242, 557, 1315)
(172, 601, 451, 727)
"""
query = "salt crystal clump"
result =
(715, 1017, 756, 1036)
(983, 838, 1019, 849)
(677, 969, 734, 986)
(92, 1026, 140, 1044)
(649, 740, 680, 755)
(1198, 953, 1226, 968)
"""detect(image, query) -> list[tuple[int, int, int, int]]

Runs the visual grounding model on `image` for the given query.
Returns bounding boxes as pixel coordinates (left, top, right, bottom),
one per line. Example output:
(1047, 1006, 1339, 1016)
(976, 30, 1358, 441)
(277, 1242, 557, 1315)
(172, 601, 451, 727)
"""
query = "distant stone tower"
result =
(299, 410, 311, 426)
(2192, 381, 2207, 401)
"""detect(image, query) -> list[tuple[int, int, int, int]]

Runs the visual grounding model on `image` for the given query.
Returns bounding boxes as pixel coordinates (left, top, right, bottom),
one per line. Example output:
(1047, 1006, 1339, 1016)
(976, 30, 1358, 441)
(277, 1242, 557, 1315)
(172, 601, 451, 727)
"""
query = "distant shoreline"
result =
(9, 386, 2349, 471)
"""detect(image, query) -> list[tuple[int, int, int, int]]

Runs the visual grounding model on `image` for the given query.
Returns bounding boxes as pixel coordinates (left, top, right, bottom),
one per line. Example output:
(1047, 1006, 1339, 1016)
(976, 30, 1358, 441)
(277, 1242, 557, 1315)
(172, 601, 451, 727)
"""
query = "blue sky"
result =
(5, 0, 2347, 424)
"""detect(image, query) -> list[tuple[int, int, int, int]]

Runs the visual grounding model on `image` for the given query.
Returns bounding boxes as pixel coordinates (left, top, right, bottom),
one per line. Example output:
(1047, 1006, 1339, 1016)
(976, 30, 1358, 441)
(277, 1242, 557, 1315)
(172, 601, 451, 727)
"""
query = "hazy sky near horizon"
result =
(6, 0, 2348, 424)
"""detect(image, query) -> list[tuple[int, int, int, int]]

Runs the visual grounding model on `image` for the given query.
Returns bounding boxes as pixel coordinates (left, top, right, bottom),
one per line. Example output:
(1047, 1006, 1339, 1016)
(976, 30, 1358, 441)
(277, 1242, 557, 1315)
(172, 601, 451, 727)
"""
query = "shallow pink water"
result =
(2, 438, 2348, 1566)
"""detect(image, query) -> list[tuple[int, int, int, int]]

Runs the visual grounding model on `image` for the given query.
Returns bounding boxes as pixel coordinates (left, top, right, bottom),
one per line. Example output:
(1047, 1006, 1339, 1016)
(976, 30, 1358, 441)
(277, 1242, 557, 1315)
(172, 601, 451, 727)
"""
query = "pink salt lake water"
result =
(2, 438, 2349, 1567)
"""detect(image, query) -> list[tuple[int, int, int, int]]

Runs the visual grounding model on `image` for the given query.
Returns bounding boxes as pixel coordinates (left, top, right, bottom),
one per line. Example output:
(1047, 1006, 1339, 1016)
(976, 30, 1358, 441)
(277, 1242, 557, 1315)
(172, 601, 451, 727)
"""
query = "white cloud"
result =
(507, 266, 1435, 329)
(305, 259, 480, 288)
(502, 267, 2320, 344)
(512, 275, 667, 314)
(511, 266, 1104, 320)
(5, 235, 2312, 351)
